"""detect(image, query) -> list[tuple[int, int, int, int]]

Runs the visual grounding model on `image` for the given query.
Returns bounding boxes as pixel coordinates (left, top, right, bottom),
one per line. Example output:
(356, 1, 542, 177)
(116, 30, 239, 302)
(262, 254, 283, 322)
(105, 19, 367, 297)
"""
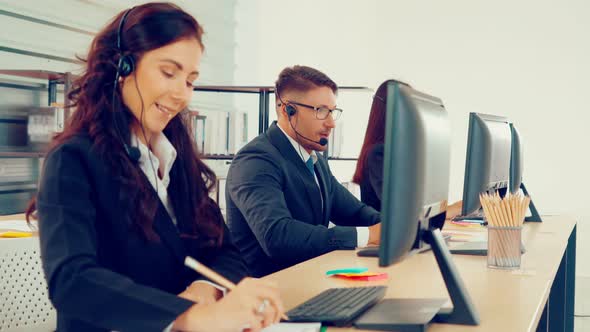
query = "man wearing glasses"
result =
(226, 65, 381, 277)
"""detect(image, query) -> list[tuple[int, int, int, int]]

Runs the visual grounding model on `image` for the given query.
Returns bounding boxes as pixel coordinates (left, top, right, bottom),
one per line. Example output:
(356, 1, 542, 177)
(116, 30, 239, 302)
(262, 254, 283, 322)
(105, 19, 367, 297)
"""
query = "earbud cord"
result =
(133, 73, 159, 194)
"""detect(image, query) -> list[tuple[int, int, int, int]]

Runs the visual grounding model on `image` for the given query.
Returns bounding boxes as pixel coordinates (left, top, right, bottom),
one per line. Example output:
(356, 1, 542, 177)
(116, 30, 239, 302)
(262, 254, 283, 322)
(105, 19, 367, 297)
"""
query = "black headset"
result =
(112, 7, 141, 163)
(115, 8, 136, 78)
(286, 104, 297, 117)
(277, 88, 328, 147)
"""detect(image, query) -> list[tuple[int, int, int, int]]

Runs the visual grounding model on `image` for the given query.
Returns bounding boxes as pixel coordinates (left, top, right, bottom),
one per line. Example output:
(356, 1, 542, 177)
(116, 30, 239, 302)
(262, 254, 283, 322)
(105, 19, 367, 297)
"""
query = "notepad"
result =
(442, 230, 486, 243)
(261, 322, 321, 332)
(0, 219, 37, 232)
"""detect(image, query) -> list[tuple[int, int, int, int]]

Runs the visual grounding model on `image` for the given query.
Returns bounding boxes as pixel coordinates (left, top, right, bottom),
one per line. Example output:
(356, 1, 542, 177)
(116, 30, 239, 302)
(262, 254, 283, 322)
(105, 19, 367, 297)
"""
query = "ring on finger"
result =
(256, 299, 269, 315)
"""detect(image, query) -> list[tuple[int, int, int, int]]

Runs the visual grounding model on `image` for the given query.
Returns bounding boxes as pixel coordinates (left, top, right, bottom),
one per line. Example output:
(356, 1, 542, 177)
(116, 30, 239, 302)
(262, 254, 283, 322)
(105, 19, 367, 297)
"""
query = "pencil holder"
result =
(487, 226, 522, 269)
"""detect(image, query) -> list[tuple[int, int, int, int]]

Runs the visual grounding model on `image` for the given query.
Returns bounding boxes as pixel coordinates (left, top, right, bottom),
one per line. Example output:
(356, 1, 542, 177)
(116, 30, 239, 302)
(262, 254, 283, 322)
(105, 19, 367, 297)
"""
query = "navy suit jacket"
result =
(226, 122, 380, 277)
(37, 135, 248, 332)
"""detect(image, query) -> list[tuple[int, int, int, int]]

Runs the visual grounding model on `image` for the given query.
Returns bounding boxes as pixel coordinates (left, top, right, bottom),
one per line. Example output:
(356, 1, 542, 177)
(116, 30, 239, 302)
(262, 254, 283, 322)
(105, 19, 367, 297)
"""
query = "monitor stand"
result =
(423, 228, 480, 325)
(451, 211, 484, 222)
(357, 246, 379, 257)
(450, 240, 526, 256)
(354, 229, 480, 330)
(521, 183, 542, 222)
(357, 234, 451, 257)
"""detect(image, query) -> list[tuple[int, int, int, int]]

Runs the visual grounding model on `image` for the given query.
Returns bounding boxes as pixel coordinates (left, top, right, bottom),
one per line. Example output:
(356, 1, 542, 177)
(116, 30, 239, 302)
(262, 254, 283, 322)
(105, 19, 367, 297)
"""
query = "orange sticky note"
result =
(337, 272, 381, 277)
(333, 272, 388, 281)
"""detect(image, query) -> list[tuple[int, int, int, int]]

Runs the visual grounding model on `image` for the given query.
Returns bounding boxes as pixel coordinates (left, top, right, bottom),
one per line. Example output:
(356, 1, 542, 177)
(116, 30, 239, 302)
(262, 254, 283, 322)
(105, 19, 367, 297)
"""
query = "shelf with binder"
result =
(192, 85, 369, 161)
(0, 70, 74, 112)
(0, 70, 73, 215)
(0, 70, 73, 159)
(183, 106, 245, 159)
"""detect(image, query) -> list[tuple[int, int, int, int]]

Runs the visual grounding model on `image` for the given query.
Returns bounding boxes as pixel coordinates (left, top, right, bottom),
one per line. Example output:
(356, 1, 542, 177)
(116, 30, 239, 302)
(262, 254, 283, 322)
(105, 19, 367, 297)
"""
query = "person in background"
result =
(26, 3, 283, 331)
(226, 65, 381, 277)
(353, 79, 462, 218)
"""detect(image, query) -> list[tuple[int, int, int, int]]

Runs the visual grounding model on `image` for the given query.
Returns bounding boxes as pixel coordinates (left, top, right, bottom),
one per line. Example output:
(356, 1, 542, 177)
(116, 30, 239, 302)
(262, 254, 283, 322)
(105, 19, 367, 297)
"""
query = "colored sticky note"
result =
(336, 272, 382, 277)
(326, 267, 368, 276)
(333, 272, 388, 281)
(0, 231, 33, 238)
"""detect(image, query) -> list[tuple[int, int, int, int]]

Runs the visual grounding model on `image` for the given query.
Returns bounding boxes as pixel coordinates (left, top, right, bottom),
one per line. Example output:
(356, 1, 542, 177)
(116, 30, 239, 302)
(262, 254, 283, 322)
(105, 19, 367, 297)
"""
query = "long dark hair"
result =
(353, 79, 410, 184)
(26, 2, 224, 247)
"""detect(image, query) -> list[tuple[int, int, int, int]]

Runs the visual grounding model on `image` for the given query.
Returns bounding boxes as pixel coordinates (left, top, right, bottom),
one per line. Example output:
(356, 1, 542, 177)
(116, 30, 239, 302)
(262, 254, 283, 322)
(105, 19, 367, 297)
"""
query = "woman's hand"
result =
(178, 281, 222, 305)
(172, 277, 285, 332)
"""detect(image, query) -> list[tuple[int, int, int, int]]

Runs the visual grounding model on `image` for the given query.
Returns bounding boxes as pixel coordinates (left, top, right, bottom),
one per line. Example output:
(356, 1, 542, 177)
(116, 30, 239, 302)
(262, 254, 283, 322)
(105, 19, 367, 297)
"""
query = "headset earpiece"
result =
(117, 53, 135, 77)
(112, 7, 141, 164)
(286, 104, 297, 117)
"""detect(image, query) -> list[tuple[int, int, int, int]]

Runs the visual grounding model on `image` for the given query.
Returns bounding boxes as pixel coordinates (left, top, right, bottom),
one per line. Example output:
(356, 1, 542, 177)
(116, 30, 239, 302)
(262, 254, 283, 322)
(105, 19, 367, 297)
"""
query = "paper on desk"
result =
(261, 323, 321, 332)
(0, 219, 37, 232)
(441, 230, 486, 242)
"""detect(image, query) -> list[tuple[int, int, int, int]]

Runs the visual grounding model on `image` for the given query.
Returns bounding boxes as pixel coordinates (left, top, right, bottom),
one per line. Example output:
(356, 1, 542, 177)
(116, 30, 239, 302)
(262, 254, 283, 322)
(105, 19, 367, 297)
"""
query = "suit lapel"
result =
(266, 122, 323, 223)
(314, 158, 330, 225)
(137, 171, 187, 263)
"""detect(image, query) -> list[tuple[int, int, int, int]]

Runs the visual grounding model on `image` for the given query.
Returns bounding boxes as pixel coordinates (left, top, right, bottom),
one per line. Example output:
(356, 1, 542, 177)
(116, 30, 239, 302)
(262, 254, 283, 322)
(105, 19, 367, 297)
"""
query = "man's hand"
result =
(446, 200, 463, 220)
(368, 222, 381, 246)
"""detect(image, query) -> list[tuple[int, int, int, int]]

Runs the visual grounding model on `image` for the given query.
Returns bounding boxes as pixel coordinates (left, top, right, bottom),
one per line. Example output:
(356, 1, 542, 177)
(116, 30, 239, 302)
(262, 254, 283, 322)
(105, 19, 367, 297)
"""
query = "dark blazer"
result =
(37, 135, 248, 332)
(359, 144, 384, 211)
(226, 122, 380, 277)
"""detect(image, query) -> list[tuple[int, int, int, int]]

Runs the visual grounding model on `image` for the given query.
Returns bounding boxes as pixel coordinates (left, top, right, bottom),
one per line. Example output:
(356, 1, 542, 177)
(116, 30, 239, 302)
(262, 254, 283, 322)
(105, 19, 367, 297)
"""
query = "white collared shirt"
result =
(276, 123, 369, 247)
(277, 123, 319, 184)
(130, 133, 225, 332)
(134, 132, 178, 225)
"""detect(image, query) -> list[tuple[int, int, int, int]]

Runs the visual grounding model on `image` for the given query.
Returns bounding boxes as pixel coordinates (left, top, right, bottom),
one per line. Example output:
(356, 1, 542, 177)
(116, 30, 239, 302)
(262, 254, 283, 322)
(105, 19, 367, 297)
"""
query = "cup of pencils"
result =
(480, 192, 531, 269)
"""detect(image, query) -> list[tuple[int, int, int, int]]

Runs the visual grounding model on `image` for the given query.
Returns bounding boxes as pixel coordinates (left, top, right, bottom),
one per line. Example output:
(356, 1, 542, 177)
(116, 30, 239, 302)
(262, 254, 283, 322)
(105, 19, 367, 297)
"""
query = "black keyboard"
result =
(286, 286, 387, 326)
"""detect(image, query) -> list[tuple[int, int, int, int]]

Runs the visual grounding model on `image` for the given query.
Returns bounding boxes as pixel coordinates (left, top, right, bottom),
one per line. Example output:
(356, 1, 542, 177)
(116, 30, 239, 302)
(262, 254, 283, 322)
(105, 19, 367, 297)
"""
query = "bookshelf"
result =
(0, 75, 365, 214)
(0, 70, 74, 214)
(193, 85, 369, 161)
(0, 70, 73, 158)
(0, 77, 369, 161)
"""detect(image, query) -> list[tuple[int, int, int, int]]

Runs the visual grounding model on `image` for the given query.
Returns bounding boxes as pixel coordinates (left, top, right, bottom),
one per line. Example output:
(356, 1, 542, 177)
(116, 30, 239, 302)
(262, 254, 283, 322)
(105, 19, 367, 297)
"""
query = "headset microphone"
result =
(125, 144, 141, 163)
(286, 104, 328, 146)
(296, 133, 328, 146)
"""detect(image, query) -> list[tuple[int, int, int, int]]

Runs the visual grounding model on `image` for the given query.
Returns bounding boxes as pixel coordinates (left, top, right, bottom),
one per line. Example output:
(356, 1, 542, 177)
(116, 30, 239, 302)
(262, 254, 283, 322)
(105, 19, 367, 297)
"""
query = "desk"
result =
(0, 214, 55, 332)
(0, 214, 25, 221)
(267, 216, 576, 332)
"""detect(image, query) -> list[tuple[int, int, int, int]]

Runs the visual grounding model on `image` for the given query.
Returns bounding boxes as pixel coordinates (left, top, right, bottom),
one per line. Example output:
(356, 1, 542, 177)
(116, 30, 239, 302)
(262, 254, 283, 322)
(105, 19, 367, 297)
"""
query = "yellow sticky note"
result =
(0, 231, 33, 238)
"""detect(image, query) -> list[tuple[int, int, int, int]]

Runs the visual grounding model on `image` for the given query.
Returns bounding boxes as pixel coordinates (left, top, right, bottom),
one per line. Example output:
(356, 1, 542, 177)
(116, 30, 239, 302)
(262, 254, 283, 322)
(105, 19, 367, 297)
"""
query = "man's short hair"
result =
(275, 65, 338, 101)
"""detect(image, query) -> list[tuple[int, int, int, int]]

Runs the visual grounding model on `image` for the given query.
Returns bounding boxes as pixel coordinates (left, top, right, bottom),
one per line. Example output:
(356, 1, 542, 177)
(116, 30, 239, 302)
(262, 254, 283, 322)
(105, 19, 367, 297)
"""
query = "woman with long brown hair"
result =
(352, 80, 405, 211)
(353, 79, 462, 217)
(26, 3, 283, 331)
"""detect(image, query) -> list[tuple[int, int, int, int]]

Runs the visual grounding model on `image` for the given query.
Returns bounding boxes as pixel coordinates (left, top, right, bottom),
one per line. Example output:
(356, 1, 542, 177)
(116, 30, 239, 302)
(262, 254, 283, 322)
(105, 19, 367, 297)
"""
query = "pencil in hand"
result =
(184, 256, 289, 320)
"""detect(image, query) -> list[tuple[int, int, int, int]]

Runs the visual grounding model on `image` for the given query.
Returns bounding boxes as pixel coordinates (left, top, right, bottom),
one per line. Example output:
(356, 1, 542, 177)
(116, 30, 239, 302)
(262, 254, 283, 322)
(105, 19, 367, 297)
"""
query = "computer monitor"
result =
(509, 123, 541, 221)
(460, 113, 512, 218)
(377, 84, 450, 266)
(357, 82, 479, 328)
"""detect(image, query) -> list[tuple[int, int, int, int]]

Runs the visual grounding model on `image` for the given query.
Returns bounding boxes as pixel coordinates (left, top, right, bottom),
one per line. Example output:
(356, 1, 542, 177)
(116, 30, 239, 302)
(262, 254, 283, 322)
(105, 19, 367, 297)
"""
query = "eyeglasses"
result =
(287, 101, 343, 120)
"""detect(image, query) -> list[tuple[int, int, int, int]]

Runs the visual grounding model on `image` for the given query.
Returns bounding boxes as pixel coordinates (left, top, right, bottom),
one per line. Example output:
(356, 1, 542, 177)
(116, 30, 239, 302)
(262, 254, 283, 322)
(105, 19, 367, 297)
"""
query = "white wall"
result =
(0, 0, 239, 117)
(234, 0, 380, 178)
(235, 0, 590, 274)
